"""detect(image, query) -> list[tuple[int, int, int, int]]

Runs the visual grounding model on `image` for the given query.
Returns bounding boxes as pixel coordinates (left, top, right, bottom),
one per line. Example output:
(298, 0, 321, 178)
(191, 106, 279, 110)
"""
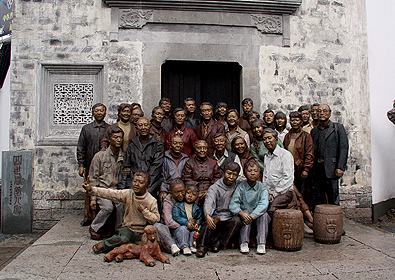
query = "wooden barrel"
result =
(313, 204, 343, 244)
(272, 209, 304, 251)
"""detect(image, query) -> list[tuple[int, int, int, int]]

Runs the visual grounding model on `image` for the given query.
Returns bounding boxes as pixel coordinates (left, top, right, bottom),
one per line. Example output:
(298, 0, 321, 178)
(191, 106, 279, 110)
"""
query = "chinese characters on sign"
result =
(1, 151, 32, 234)
(12, 155, 22, 215)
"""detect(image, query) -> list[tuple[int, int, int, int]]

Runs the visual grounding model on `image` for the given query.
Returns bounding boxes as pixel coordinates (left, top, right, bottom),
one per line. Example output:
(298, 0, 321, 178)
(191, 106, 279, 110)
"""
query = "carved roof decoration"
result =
(103, 0, 302, 15)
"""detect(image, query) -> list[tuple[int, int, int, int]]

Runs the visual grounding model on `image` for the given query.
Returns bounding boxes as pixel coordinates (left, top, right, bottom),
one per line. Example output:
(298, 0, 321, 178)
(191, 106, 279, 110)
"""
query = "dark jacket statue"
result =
(311, 121, 348, 179)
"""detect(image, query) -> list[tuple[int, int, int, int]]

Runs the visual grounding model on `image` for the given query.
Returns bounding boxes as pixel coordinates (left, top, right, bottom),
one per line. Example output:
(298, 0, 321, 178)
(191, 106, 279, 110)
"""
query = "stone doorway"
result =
(161, 60, 242, 112)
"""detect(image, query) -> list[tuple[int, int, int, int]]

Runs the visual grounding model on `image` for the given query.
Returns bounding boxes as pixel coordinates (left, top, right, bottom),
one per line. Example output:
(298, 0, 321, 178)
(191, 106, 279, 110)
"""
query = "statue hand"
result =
(90, 200, 97, 210)
(138, 204, 147, 212)
(159, 191, 168, 202)
(78, 167, 85, 177)
(239, 211, 252, 225)
(206, 215, 216, 230)
(199, 191, 207, 200)
(82, 179, 92, 192)
(335, 168, 344, 178)
(301, 170, 309, 179)
(269, 194, 274, 204)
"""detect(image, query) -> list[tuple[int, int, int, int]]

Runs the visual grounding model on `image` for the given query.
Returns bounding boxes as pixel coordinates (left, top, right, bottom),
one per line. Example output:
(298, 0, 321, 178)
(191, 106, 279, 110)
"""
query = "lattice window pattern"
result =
(53, 83, 94, 125)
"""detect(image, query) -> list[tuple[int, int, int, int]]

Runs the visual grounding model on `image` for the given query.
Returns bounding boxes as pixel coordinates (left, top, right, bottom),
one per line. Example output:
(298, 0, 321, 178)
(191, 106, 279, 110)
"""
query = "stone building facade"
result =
(9, 0, 371, 231)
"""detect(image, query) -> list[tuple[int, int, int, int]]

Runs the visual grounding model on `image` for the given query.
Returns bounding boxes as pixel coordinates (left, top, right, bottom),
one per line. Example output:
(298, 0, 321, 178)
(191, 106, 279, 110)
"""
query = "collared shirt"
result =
(302, 122, 314, 134)
(89, 146, 124, 200)
(77, 121, 109, 170)
(211, 149, 230, 167)
(185, 116, 201, 130)
(229, 180, 269, 220)
(251, 139, 284, 172)
(263, 145, 294, 198)
(225, 126, 250, 151)
(204, 178, 238, 221)
(150, 121, 168, 144)
(276, 128, 289, 143)
(160, 150, 190, 192)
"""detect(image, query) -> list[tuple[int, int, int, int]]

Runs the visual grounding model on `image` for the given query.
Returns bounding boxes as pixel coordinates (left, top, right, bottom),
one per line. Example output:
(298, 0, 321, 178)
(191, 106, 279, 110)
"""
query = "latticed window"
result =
(38, 64, 106, 145)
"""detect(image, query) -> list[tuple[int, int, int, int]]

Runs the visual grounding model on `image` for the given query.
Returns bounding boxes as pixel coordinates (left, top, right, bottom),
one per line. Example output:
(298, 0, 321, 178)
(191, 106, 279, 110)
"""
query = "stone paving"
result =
(1, 214, 395, 279)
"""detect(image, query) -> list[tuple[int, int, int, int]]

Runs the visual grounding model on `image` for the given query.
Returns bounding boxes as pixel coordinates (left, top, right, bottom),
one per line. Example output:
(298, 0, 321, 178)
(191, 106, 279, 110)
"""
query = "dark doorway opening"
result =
(161, 61, 242, 113)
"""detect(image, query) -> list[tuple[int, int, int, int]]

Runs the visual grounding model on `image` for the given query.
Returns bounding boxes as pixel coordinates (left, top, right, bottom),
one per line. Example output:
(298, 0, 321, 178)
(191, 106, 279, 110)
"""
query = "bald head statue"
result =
(136, 117, 151, 137)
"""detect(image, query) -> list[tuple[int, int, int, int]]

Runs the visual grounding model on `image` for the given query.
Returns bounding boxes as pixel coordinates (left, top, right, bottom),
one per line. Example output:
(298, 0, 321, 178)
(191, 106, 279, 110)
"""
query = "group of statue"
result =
(77, 97, 349, 265)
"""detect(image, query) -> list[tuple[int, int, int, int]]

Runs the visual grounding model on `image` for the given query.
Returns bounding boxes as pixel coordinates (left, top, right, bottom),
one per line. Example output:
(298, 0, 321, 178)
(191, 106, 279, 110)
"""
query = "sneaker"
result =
(170, 244, 180, 256)
(240, 242, 249, 254)
(190, 247, 197, 253)
(257, 244, 266, 254)
(183, 247, 192, 255)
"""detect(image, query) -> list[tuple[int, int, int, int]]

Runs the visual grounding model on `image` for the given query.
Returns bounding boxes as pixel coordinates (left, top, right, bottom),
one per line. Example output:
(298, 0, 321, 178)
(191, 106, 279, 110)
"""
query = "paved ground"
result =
(0, 232, 43, 270)
(1, 214, 395, 279)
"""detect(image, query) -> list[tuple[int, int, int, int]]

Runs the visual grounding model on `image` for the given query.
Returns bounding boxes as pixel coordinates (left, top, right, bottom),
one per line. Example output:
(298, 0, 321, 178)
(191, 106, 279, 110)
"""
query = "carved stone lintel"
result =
(251, 14, 282, 34)
(120, 9, 153, 29)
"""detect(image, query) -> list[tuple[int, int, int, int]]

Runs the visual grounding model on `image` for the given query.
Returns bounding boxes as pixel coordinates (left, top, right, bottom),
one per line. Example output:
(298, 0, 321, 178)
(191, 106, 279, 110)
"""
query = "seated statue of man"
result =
(261, 128, 298, 218)
(196, 162, 242, 258)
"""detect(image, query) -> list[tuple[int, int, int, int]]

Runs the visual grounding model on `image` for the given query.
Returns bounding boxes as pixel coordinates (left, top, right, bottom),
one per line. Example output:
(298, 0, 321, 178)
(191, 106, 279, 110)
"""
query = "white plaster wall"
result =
(367, 0, 395, 204)
(0, 69, 10, 179)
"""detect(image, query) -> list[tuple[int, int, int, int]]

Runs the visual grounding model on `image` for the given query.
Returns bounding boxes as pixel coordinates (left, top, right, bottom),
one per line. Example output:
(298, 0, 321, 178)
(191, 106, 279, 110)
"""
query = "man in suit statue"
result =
(311, 104, 349, 209)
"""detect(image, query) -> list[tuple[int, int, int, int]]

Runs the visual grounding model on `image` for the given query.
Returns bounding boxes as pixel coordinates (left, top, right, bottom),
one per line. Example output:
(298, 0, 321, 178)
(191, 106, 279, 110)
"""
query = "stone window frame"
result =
(37, 63, 107, 146)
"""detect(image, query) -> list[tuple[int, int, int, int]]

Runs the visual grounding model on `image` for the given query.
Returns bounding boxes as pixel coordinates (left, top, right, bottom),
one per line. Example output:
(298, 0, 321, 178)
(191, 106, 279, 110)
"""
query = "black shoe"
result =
(80, 218, 92, 227)
(196, 246, 207, 258)
(212, 241, 221, 253)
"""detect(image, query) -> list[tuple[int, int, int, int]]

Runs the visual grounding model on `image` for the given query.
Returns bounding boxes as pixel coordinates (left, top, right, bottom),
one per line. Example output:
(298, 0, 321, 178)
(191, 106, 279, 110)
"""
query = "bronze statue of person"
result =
(159, 97, 174, 132)
(196, 162, 242, 257)
(182, 140, 222, 205)
(298, 105, 311, 127)
(131, 106, 144, 126)
(209, 133, 237, 173)
(263, 109, 275, 129)
(159, 135, 189, 202)
(246, 110, 260, 141)
(150, 106, 167, 143)
(77, 103, 110, 226)
(214, 102, 228, 130)
(183, 97, 201, 130)
(165, 107, 198, 158)
(225, 109, 250, 152)
(194, 102, 225, 156)
(274, 111, 288, 143)
(123, 117, 165, 197)
(303, 103, 320, 133)
(101, 103, 137, 152)
(239, 98, 254, 132)
(311, 104, 349, 209)
(88, 126, 125, 240)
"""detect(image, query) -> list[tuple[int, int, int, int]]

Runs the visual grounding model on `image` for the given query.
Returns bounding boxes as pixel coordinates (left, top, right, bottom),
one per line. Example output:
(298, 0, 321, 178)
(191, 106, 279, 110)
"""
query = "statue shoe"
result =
(89, 226, 102, 240)
(240, 242, 249, 254)
(256, 244, 266, 255)
(304, 223, 314, 235)
(80, 218, 92, 227)
(211, 240, 221, 253)
(92, 241, 104, 254)
(196, 246, 207, 258)
(170, 244, 180, 256)
(182, 247, 192, 255)
(190, 247, 197, 254)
